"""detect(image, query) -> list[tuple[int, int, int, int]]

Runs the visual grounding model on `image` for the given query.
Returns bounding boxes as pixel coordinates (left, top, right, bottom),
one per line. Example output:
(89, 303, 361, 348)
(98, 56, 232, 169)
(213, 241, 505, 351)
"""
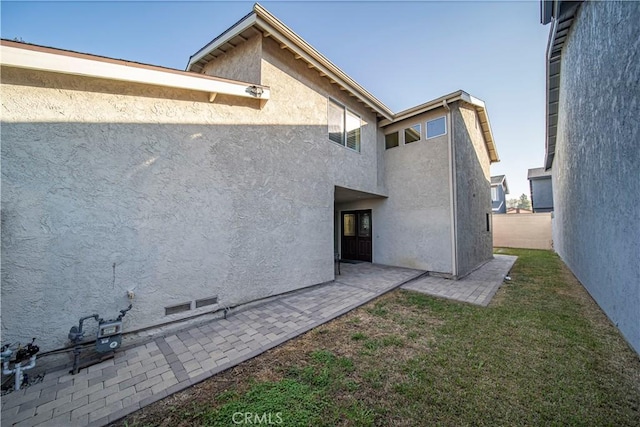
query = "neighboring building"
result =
(1, 4, 499, 354)
(541, 0, 639, 354)
(527, 167, 553, 212)
(490, 175, 509, 214)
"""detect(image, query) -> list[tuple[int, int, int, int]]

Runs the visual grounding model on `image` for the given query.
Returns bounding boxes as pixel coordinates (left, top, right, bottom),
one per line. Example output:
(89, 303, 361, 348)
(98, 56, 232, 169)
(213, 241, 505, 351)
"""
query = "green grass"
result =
(117, 249, 640, 427)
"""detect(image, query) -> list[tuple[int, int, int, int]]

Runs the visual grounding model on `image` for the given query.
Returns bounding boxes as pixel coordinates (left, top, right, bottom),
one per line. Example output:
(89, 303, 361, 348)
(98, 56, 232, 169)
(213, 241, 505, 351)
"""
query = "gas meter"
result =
(96, 319, 124, 352)
(68, 304, 132, 374)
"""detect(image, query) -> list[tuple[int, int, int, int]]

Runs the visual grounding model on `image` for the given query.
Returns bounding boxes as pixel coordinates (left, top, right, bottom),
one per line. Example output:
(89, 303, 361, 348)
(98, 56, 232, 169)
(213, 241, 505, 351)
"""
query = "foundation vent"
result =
(165, 302, 192, 316)
(195, 296, 218, 308)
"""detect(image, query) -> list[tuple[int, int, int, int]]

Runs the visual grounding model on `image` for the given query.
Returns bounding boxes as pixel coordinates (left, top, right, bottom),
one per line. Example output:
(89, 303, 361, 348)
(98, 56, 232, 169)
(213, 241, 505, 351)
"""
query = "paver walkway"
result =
(1, 257, 515, 426)
(1, 264, 424, 427)
(401, 254, 517, 306)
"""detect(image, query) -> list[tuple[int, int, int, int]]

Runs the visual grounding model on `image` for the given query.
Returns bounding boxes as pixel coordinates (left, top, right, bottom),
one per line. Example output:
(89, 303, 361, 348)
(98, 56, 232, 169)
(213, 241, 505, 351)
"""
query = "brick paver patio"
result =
(1, 257, 515, 426)
(401, 254, 517, 306)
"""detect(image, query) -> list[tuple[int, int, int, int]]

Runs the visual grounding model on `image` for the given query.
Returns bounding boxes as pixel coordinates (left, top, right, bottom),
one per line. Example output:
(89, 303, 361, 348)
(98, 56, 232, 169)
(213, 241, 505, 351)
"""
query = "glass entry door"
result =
(341, 210, 372, 262)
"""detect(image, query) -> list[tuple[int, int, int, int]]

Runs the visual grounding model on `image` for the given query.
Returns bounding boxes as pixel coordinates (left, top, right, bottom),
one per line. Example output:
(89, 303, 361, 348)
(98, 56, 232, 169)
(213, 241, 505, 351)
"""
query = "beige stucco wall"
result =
(493, 213, 552, 250)
(201, 33, 262, 84)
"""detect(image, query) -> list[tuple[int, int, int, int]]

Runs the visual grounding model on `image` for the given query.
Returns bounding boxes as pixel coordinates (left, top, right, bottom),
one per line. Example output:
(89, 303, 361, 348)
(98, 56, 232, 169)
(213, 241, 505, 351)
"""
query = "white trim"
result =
(1, 44, 270, 103)
(403, 123, 422, 144)
(187, 13, 258, 68)
(444, 105, 458, 277)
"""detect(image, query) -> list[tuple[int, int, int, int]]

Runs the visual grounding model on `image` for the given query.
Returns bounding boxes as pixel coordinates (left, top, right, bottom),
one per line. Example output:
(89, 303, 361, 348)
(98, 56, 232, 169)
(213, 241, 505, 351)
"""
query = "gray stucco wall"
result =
(530, 178, 553, 212)
(551, 1, 640, 354)
(1, 38, 381, 354)
(375, 110, 453, 273)
(453, 104, 493, 277)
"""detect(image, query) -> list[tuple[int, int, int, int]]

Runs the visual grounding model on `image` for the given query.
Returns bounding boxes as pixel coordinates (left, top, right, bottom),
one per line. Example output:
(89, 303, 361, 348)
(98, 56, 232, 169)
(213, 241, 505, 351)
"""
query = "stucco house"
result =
(527, 167, 553, 213)
(541, 0, 639, 354)
(1, 4, 499, 355)
(490, 175, 509, 214)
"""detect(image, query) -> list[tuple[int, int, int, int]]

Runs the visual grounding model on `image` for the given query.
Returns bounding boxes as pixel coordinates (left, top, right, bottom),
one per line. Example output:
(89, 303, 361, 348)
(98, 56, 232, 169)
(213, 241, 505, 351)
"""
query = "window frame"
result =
(426, 116, 447, 140)
(328, 98, 362, 153)
(385, 131, 399, 149)
(404, 123, 422, 144)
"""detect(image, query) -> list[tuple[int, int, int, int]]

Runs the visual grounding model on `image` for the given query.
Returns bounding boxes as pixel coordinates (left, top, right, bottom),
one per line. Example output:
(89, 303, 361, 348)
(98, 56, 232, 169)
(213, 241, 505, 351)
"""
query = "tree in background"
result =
(506, 198, 518, 209)
(518, 193, 532, 210)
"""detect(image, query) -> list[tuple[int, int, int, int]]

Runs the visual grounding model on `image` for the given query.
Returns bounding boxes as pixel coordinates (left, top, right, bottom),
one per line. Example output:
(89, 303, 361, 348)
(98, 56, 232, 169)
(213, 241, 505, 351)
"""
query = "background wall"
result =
(493, 213, 552, 250)
(551, 1, 640, 354)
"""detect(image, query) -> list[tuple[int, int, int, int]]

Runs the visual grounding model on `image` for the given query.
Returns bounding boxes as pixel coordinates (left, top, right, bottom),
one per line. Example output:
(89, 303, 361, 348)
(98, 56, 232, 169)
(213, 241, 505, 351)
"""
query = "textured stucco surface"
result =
(1, 33, 495, 356)
(201, 33, 262, 84)
(551, 1, 640, 354)
(453, 104, 493, 277)
(0, 47, 380, 353)
(374, 110, 453, 273)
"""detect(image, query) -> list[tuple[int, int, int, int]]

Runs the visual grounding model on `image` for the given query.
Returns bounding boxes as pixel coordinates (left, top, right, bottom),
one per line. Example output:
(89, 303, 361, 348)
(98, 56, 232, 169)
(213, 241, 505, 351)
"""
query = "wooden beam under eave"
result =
(280, 43, 288, 49)
(294, 54, 302, 59)
(263, 32, 271, 38)
(307, 63, 315, 69)
(259, 99, 268, 109)
(209, 93, 217, 103)
(319, 71, 327, 77)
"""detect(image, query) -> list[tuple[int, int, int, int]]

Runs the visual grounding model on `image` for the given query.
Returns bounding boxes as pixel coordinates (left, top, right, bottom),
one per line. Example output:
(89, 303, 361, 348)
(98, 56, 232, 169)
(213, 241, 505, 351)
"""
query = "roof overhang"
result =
(542, 0, 583, 169)
(0, 40, 270, 106)
(380, 90, 499, 163)
(187, 3, 393, 121)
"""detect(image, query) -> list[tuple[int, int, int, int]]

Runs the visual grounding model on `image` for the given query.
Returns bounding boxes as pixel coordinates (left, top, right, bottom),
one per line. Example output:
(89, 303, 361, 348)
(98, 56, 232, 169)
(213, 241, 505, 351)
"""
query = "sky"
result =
(1, 0, 551, 199)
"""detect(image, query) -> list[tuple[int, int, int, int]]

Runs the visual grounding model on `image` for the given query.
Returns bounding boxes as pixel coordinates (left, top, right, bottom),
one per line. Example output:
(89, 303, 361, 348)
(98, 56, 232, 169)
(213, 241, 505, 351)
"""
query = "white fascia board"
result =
(255, 17, 393, 120)
(186, 13, 258, 70)
(1, 44, 270, 102)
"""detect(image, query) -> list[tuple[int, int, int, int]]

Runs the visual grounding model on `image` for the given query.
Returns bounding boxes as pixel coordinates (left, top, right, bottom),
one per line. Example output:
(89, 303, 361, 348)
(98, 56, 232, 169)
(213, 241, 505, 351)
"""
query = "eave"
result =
(187, 3, 393, 121)
(543, 1, 583, 169)
(380, 90, 500, 164)
(1, 40, 271, 106)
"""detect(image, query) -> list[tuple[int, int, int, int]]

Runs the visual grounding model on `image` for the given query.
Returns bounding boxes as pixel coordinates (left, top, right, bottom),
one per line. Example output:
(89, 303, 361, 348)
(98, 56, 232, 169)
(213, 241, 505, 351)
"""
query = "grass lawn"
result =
(114, 249, 640, 426)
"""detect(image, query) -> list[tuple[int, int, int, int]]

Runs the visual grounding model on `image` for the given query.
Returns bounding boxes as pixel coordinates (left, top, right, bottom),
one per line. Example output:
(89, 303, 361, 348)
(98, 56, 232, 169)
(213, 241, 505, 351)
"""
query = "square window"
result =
(426, 116, 446, 139)
(385, 132, 399, 149)
(404, 124, 421, 144)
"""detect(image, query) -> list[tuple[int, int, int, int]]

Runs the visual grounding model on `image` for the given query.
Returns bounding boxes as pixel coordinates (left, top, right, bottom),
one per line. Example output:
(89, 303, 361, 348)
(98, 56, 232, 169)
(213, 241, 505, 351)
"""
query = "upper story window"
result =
(385, 132, 399, 149)
(426, 116, 446, 139)
(329, 99, 361, 152)
(491, 186, 499, 201)
(404, 124, 421, 144)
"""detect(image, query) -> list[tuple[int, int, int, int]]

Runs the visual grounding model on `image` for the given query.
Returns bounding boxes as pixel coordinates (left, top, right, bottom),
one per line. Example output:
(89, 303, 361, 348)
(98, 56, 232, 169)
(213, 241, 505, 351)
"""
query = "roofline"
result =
(380, 90, 499, 163)
(186, 3, 394, 120)
(1, 39, 271, 104)
(542, 0, 583, 170)
(491, 175, 509, 194)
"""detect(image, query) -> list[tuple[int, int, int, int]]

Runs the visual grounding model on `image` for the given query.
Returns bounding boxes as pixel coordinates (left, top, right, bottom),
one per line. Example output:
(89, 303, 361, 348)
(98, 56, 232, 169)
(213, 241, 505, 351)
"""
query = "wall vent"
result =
(165, 302, 191, 316)
(195, 296, 218, 308)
